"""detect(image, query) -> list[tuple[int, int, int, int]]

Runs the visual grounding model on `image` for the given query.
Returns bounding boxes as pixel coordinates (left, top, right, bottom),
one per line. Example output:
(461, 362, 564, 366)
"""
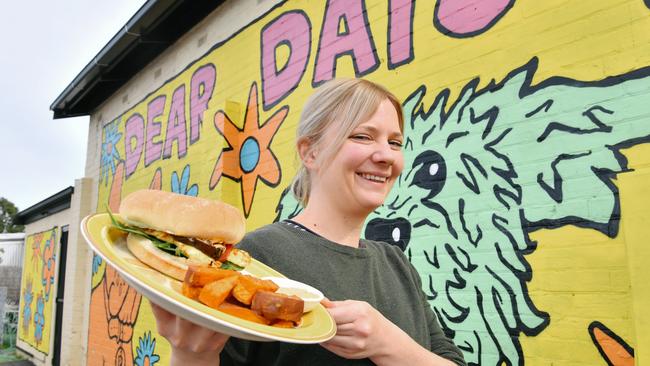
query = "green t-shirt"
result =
(221, 221, 466, 365)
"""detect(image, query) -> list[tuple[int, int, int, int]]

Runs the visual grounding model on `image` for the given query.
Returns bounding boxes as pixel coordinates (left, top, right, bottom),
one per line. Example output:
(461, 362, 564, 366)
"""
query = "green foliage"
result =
(0, 198, 23, 233)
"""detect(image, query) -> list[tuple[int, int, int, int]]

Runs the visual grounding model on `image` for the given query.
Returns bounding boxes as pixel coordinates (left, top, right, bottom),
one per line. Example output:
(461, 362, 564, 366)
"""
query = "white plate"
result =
(81, 213, 336, 343)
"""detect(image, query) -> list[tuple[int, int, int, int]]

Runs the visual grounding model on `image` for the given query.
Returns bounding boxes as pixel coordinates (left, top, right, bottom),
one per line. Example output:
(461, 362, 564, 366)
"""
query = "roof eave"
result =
(51, 0, 225, 119)
(14, 187, 75, 225)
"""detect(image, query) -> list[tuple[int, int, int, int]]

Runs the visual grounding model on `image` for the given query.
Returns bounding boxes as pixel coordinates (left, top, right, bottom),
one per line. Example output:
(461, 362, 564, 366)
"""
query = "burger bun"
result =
(119, 189, 245, 244)
(126, 233, 191, 281)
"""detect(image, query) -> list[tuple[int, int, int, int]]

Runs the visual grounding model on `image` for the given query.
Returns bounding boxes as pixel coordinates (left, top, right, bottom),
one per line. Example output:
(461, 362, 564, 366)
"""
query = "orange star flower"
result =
(210, 82, 288, 217)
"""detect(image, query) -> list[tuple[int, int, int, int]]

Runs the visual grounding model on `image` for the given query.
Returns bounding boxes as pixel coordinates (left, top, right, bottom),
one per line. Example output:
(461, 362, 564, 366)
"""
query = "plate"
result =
(81, 213, 336, 343)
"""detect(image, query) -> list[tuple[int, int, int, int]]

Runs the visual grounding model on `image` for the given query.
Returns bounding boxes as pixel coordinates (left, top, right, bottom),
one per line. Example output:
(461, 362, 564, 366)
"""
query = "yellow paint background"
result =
(522, 144, 650, 365)
(92, 0, 650, 364)
(98, 0, 650, 227)
(17, 228, 58, 355)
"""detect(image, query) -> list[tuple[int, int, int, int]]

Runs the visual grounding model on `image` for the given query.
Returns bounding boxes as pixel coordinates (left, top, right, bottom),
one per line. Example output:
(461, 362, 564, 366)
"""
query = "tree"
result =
(0, 197, 24, 233)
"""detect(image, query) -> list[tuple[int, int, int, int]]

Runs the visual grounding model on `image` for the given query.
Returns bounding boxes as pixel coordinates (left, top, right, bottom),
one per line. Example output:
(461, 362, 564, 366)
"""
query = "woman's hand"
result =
(320, 299, 394, 360)
(320, 299, 457, 365)
(150, 302, 229, 366)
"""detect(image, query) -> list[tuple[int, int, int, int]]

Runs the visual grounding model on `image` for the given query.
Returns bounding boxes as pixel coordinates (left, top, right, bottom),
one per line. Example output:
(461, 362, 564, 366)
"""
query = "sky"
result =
(0, 1, 148, 211)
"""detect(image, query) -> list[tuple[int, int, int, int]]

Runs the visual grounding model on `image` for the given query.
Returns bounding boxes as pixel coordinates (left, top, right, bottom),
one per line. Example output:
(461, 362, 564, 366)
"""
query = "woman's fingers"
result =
(150, 302, 173, 321)
(320, 300, 395, 360)
(150, 302, 177, 337)
(150, 301, 229, 352)
(321, 297, 334, 307)
(323, 335, 363, 348)
(321, 337, 367, 359)
(326, 300, 366, 324)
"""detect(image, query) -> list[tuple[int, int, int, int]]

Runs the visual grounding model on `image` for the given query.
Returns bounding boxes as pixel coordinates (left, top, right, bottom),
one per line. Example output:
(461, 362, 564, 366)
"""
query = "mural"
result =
(87, 0, 650, 365)
(278, 57, 650, 364)
(17, 228, 58, 354)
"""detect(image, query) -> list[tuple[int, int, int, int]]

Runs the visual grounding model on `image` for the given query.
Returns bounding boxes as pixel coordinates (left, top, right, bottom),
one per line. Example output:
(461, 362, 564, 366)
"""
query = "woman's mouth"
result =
(357, 173, 388, 183)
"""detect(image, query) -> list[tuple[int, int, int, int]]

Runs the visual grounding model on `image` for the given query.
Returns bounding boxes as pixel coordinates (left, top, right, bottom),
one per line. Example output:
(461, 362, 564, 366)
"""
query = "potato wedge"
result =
(185, 265, 239, 287)
(218, 301, 270, 325)
(270, 320, 296, 328)
(181, 282, 202, 300)
(198, 276, 239, 309)
(252, 290, 304, 322)
(232, 275, 280, 305)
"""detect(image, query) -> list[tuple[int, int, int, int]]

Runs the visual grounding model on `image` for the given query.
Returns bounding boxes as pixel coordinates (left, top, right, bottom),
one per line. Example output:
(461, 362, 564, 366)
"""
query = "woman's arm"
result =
(320, 300, 460, 365)
(151, 303, 229, 366)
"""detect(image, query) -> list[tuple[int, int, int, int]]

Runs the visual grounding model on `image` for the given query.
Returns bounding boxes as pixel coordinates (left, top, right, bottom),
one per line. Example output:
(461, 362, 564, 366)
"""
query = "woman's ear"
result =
(297, 138, 318, 169)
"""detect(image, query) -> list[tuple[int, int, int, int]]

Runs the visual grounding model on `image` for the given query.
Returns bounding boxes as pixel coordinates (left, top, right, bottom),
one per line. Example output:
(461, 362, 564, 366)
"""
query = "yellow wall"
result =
(17, 228, 58, 356)
(84, 0, 650, 364)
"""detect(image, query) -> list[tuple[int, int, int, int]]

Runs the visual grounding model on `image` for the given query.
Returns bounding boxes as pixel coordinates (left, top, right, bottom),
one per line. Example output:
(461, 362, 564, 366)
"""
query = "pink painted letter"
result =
(163, 85, 188, 159)
(261, 11, 311, 109)
(190, 64, 216, 144)
(124, 113, 144, 178)
(145, 95, 166, 167)
(434, 0, 513, 37)
(313, 0, 379, 86)
(388, 0, 414, 68)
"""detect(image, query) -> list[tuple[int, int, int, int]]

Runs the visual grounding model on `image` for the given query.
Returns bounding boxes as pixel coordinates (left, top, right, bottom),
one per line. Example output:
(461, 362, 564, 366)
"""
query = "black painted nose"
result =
(365, 217, 411, 251)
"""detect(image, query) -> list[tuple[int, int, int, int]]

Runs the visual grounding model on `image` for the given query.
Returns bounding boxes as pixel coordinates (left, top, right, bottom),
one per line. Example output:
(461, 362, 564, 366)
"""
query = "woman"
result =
(152, 79, 467, 365)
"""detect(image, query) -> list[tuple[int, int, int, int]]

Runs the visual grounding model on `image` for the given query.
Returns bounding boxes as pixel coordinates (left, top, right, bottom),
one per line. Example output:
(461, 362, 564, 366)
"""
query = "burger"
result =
(109, 189, 251, 281)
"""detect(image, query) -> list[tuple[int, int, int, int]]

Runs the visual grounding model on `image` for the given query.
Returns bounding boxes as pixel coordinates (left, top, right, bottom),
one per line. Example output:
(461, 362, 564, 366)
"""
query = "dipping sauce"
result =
(276, 287, 320, 300)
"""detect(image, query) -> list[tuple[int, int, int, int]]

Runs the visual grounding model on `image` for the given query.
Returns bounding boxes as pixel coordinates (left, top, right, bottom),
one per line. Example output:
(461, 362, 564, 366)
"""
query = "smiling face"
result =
(308, 99, 405, 216)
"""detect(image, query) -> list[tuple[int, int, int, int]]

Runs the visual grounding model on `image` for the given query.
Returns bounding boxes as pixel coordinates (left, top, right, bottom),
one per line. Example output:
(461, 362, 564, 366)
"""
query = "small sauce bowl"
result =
(263, 277, 324, 313)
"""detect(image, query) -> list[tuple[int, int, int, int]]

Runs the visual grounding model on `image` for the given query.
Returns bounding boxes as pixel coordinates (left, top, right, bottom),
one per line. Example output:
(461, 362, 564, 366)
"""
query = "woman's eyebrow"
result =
(355, 125, 403, 138)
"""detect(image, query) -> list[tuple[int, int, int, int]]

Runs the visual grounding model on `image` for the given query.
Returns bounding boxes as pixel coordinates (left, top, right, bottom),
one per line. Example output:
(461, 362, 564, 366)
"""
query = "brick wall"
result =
(68, 0, 650, 365)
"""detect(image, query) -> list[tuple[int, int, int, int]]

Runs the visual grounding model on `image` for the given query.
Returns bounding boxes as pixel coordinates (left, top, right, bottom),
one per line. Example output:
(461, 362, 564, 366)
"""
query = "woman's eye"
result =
(390, 140, 403, 148)
(350, 134, 371, 141)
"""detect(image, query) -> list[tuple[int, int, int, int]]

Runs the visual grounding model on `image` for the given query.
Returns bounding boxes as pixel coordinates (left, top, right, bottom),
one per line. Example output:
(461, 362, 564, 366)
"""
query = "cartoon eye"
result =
(365, 217, 411, 251)
(410, 150, 446, 198)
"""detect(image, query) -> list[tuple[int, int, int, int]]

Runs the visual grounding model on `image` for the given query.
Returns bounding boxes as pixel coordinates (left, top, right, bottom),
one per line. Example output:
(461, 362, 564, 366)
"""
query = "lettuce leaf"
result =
(219, 261, 244, 271)
(107, 209, 188, 258)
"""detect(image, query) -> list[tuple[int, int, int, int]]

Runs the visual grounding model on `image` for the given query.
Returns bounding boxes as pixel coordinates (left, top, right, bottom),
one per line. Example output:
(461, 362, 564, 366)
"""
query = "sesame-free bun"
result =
(119, 189, 246, 244)
(126, 233, 190, 281)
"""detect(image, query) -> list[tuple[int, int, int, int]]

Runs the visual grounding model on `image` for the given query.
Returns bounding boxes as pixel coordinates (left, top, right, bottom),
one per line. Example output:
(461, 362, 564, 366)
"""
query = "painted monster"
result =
(276, 58, 650, 365)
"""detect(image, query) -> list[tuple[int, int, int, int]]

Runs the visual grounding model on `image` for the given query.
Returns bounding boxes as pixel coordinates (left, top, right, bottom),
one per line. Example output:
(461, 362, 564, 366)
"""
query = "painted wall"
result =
(86, 0, 650, 365)
(17, 228, 58, 356)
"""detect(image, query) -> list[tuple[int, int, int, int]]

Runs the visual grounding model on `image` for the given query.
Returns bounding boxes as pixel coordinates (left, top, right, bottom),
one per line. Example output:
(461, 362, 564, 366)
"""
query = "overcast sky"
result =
(0, 1, 147, 211)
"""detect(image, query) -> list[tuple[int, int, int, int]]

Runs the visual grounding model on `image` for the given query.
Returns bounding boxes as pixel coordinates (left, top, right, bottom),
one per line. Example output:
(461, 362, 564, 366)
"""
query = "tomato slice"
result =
(219, 244, 233, 262)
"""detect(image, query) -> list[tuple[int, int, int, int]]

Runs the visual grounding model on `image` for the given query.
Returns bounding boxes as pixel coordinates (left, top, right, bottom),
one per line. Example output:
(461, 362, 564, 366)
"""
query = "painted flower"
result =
(134, 331, 160, 366)
(210, 82, 286, 216)
(41, 236, 57, 302)
(92, 254, 103, 276)
(22, 280, 33, 333)
(34, 294, 45, 345)
(100, 119, 123, 186)
(31, 233, 43, 271)
(171, 164, 198, 196)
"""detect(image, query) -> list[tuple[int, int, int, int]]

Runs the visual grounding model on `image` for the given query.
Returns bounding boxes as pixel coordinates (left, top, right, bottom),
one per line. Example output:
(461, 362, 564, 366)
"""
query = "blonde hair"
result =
(290, 78, 403, 206)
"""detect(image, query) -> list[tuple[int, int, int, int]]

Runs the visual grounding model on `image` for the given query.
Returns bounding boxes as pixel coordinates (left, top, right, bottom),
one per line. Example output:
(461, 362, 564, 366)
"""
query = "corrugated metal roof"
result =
(0, 234, 25, 267)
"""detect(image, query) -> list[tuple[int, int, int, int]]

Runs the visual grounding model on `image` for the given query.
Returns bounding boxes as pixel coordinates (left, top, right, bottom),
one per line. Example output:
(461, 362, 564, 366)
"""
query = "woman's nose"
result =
(371, 142, 397, 164)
